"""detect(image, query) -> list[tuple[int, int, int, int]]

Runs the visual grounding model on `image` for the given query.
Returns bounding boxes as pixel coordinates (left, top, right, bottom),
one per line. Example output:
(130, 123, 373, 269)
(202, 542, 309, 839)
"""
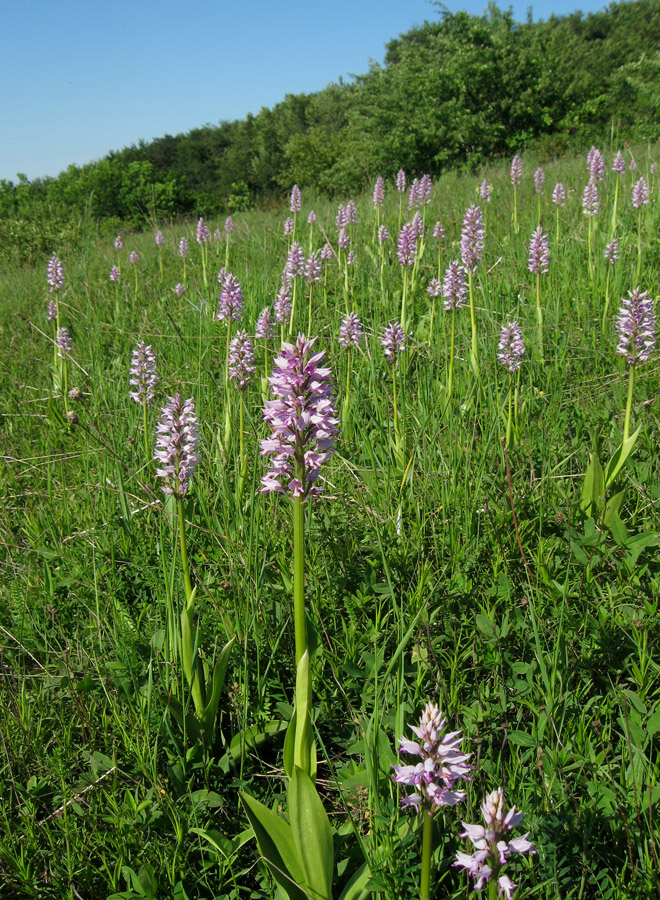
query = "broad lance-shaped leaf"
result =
(288, 767, 334, 900)
(240, 792, 307, 900)
(580, 452, 604, 515)
(284, 651, 317, 780)
(200, 636, 235, 733)
(605, 424, 641, 489)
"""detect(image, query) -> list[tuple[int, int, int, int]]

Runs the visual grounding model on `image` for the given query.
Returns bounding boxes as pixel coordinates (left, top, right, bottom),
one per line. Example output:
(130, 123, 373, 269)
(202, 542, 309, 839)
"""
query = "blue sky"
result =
(2, 0, 613, 183)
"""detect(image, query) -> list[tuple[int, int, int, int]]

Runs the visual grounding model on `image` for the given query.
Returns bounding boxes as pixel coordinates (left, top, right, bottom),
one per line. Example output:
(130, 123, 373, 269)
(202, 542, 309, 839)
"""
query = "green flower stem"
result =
(342, 347, 352, 433)
(536, 271, 544, 365)
(420, 809, 434, 900)
(158, 247, 163, 281)
(506, 380, 513, 448)
(177, 499, 193, 603)
(624, 364, 635, 444)
(513, 184, 518, 235)
(201, 243, 208, 289)
(602, 264, 612, 332)
(224, 235, 230, 271)
(537, 193, 541, 225)
(447, 308, 456, 409)
(400, 268, 410, 332)
(308, 284, 314, 334)
(289, 278, 299, 335)
(63, 357, 69, 414)
(587, 217, 593, 281)
(610, 178, 620, 238)
(142, 395, 150, 465)
(636, 209, 643, 281)
(555, 204, 560, 244)
(488, 878, 498, 900)
(468, 270, 479, 379)
(292, 488, 306, 666)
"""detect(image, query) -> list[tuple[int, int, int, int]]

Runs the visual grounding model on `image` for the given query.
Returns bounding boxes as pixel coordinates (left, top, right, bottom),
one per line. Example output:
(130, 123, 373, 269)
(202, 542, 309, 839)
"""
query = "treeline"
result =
(2, 0, 660, 259)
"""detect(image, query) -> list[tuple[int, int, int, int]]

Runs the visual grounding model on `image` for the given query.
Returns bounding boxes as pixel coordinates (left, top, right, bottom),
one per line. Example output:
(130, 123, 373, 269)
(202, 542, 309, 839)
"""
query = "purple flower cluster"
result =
(216, 273, 244, 321)
(56, 327, 72, 358)
(286, 242, 305, 279)
(274, 284, 292, 323)
(320, 242, 333, 261)
(129, 341, 158, 405)
(304, 252, 321, 284)
(396, 169, 406, 192)
(582, 181, 599, 217)
(155, 230, 165, 247)
(47, 255, 64, 292)
(338, 229, 351, 252)
(283, 217, 294, 237)
(260, 334, 338, 500)
(433, 221, 445, 240)
(179, 237, 188, 258)
(534, 166, 545, 195)
(335, 204, 348, 229)
(391, 702, 471, 811)
(498, 322, 526, 373)
(411, 211, 424, 238)
(528, 226, 549, 275)
(604, 239, 620, 265)
(225, 216, 234, 234)
(426, 278, 442, 298)
(443, 261, 468, 311)
(196, 217, 210, 244)
(307, 210, 316, 225)
(346, 200, 358, 224)
(373, 176, 385, 208)
(615, 287, 657, 367)
(47, 300, 57, 322)
(510, 155, 522, 186)
(228, 331, 256, 390)
(129, 250, 138, 265)
(338, 312, 363, 349)
(419, 173, 432, 204)
(109, 265, 121, 283)
(397, 223, 416, 267)
(290, 184, 302, 213)
(552, 183, 566, 206)
(612, 150, 626, 175)
(588, 146, 605, 181)
(454, 788, 535, 900)
(460, 204, 485, 272)
(114, 235, 123, 251)
(154, 395, 200, 499)
(175, 282, 185, 297)
(255, 306, 275, 341)
(378, 225, 390, 244)
(632, 177, 649, 209)
(381, 322, 406, 362)
(480, 179, 491, 203)
(408, 178, 420, 210)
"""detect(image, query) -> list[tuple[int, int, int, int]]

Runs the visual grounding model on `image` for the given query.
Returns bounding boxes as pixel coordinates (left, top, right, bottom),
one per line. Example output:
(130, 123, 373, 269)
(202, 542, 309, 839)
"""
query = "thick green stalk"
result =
(636, 209, 643, 281)
(468, 270, 479, 379)
(447, 308, 456, 409)
(420, 810, 434, 900)
(177, 499, 193, 603)
(506, 381, 513, 448)
(400, 268, 409, 332)
(292, 489, 306, 666)
(536, 271, 544, 365)
(602, 264, 612, 332)
(513, 184, 518, 235)
(610, 178, 619, 238)
(142, 395, 150, 465)
(623, 365, 635, 444)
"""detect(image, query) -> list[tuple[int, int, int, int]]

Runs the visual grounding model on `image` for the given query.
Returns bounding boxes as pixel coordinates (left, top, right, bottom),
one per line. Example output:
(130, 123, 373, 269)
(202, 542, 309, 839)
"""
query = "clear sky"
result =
(2, 0, 613, 183)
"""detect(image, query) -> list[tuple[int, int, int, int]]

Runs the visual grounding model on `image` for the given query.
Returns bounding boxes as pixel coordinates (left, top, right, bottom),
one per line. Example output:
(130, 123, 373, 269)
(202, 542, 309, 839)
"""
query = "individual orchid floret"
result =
(498, 322, 526, 373)
(582, 180, 599, 217)
(454, 788, 535, 900)
(391, 702, 471, 811)
(255, 306, 275, 341)
(129, 250, 138, 264)
(290, 184, 302, 213)
(552, 183, 566, 206)
(528, 226, 549, 275)
(396, 169, 406, 192)
(228, 331, 256, 390)
(397, 223, 416, 267)
(56, 327, 72, 358)
(260, 334, 338, 499)
(338, 312, 363, 348)
(373, 176, 385, 207)
(615, 287, 657, 367)
(196, 217, 210, 244)
(283, 216, 294, 237)
(460, 204, 484, 272)
(179, 237, 188, 258)
(155, 230, 165, 246)
(154, 394, 200, 499)
(114, 235, 123, 251)
(632, 177, 649, 208)
(47, 255, 64, 292)
(604, 239, 620, 264)
(225, 216, 234, 234)
(378, 225, 390, 244)
(129, 341, 158, 405)
(443, 261, 468, 311)
(216, 272, 244, 321)
(612, 150, 626, 174)
(510, 155, 522, 186)
(534, 166, 545, 195)
(381, 321, 406, 362)
(109, 265, 121, 283)
(480, 179, 491, 203)
(307, 209, 316, 225)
